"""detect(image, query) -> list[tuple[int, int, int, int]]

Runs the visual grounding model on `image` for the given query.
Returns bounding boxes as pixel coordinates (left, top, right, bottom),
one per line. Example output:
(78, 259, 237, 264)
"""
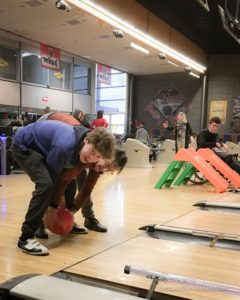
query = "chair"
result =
(226, 141, 240, 157)
(122, 138, 152, 168)
(157, 139, 175, 164)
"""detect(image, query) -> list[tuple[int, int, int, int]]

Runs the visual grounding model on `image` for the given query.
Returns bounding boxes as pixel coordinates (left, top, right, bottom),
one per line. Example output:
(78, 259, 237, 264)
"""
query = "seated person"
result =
(136, 122, 158, 161)
(197, 116, 240, 173)
(135, 122, 150, 146)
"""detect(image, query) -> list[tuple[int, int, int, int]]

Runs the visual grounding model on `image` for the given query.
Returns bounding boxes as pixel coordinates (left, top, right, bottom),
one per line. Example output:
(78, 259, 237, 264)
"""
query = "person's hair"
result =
(177, 112, 187, 123)
(72, 109, 82, 120)
(113, 147, 127, 174)
(43, 106, 51, 114)
(209, 116, 221, 125)
(97, 110, 103, 118)
(86, 127, 115, 159)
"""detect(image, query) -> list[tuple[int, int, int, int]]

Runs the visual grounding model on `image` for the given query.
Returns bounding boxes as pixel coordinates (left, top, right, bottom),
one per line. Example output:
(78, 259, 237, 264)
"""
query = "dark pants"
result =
(12, 145, 55, 240)
(65, 170, 95, 219)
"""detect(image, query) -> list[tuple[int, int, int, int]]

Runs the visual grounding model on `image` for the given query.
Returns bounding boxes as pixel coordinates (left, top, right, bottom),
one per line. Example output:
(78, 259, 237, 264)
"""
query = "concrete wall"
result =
(208, 54, 240, 135)
(0, 80, 20, 107)
(132, 71, 202, 134)
(22, 84, 72, 112)
(132, 54, 240, 137)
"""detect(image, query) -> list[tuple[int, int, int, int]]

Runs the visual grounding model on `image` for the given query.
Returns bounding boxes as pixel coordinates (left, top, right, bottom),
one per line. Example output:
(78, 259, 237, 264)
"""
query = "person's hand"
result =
(216, 142, 222, 148)
(221, 143, 228, 153)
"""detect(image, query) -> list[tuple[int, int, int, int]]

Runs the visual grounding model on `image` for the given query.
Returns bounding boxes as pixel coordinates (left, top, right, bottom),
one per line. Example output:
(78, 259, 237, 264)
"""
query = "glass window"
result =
(0, 46, 18, 81)
(98, 86, 126, 100)
(49, 60, 72, 90)
(22, 52, 47, 85)
(22, 51, 72, 90)
(97, 100, 126, 112)
(73, 64, 91, 95)
(104, 113, 126, 134)
(95, 64, 127, 134)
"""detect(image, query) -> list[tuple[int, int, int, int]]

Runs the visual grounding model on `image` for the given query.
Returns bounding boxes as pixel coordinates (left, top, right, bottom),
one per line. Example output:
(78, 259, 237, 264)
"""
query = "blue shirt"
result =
(13, 120, 87, 174)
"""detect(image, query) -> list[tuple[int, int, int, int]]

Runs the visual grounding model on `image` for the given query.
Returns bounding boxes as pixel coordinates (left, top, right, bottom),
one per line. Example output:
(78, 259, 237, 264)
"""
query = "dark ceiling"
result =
(137, 0, 240, 54)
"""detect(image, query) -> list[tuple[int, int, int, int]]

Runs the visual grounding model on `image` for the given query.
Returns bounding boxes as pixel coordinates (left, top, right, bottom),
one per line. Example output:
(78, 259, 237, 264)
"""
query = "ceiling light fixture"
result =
(189, 71, 200, 78)
(184, 66, 192, 72)
(167, 60, 179, 67)
(158, 53, 166, 60)
(67, 0, 207, 74)
(56, 0, 71, 12)
(130, 42, 149, 54)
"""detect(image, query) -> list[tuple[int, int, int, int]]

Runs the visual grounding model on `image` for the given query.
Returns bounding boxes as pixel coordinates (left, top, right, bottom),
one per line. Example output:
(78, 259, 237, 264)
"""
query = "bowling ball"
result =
(45, 207, 74, 235)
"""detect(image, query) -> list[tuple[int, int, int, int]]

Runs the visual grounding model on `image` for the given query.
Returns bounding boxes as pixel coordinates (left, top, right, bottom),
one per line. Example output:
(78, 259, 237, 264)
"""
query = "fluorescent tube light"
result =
(189, 71, 200, 78)
(68, 0, 207, 73)
(130, 42, 149, 54)
(167, 60, 179, 67)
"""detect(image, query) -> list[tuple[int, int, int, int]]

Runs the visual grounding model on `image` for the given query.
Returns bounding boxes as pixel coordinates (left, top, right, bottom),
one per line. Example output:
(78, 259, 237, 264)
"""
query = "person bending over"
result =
(12, 121, 115, 256)
(36, 112, 110, 236)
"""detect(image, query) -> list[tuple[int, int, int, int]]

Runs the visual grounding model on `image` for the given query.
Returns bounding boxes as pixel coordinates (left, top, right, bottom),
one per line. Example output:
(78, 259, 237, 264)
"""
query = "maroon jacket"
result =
(51, 164, 101, 211)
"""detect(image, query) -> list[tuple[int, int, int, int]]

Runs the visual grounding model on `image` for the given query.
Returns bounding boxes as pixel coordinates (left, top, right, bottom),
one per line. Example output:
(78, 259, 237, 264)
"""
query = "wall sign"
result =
(40, 43, 60, 70)
(209, 100, 227, 124)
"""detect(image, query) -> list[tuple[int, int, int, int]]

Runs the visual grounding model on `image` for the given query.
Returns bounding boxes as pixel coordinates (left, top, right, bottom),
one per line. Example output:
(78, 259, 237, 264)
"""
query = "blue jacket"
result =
(13, 120, 89, 174)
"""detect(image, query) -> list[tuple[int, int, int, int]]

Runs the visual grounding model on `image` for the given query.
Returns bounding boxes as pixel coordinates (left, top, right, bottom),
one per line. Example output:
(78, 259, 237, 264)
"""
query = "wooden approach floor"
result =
(164, 209, 240, 237)
(0, 163, 239, 299)
(200, 193, 240, 207)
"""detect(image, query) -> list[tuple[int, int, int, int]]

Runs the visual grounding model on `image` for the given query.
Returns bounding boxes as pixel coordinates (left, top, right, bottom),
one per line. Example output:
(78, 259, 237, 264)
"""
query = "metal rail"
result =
(124, 265, 240, 297)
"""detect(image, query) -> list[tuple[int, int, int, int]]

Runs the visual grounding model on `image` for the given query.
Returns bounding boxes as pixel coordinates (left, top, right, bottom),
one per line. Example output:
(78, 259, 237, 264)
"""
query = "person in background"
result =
(160, 120, 173, 141)
(90, 110, 108, 129)
(135, 122, 158, 161)
(197, 116, 240, 173)
(22, 112, 31, 126)
(43, 106, 51, 114)
(12, 121, 115, 255)
(174, 112, 193, 152)
(72, 109, 90, 128)
(135, 121, 151, 146)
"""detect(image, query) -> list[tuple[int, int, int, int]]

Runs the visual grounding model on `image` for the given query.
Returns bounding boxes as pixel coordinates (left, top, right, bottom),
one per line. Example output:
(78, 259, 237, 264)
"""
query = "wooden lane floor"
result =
(0, 165, 231, 285)
(64, 236, 240, 300)
(0, 174, 138, 283)
(195, 192, 240, 208)
(162, 209, 240, 239)
(0, 222, 138, 284)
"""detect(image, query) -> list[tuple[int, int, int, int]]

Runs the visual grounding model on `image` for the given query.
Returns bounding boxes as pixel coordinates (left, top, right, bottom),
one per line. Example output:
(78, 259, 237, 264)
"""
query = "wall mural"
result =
(145, 82, 192, 124)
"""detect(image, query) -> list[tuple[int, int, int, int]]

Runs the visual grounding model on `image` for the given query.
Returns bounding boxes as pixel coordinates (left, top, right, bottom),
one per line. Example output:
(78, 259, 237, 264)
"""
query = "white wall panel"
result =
(0, 80, 20, 106)
(22, 84, 72, 112)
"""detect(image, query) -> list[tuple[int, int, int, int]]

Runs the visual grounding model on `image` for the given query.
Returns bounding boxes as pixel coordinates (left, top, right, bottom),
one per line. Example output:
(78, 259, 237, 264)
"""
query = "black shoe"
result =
(84, 218, 107, 232)
(70, 225, 88, 234)
(34, 226, 49, 239)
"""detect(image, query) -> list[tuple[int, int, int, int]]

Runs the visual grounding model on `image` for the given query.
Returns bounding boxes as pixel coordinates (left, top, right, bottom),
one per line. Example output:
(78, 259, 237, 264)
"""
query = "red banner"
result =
(98, 64, 111, 85)
(40, 43, 60, 70)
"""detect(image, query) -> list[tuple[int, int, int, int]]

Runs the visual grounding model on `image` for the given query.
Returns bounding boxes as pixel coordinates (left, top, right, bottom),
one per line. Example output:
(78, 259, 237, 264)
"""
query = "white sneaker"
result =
(17, 238, 49, 256)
